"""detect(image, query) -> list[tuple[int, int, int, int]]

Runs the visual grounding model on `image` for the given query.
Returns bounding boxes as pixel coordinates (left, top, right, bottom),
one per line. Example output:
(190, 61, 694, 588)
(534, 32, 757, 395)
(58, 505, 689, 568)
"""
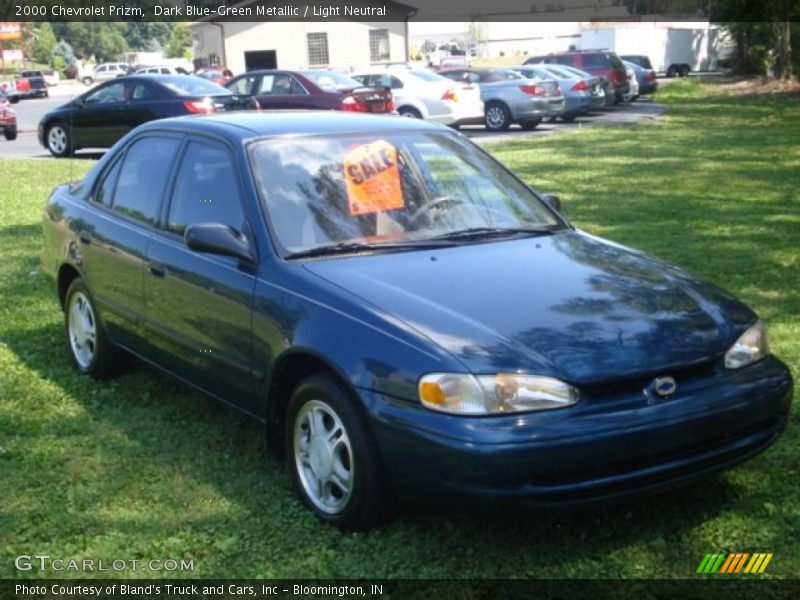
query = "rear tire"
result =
(82, 76, 93, 86)
(484, 101, 511, 131)
(4, 127, 17, 141)
(398, 106, 422, 119)
(667, 65, 678, 78)
(64, 278, 126, 379)
(286, 373, 393, 531)
(560, 113, 577, 122)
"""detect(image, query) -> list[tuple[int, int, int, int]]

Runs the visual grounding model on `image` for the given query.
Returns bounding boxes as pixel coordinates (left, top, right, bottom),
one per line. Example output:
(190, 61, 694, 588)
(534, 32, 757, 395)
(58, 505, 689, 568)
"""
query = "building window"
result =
(369, 29, 390, 62)
(307, 33, 329, 67)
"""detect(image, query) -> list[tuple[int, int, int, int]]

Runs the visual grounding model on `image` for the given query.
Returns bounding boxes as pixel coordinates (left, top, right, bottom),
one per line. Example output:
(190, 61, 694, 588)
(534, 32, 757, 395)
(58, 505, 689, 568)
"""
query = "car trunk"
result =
(341, 86, 394, 113)
(205, 94, 258, 112)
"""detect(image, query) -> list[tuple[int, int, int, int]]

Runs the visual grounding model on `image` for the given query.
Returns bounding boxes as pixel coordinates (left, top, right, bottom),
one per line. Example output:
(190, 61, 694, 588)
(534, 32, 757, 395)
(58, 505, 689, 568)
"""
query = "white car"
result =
(352, 68, 483, 128)
(623, 65, 640, 102)
(134, 65, 187, 76)
(82, 63, 129, 86)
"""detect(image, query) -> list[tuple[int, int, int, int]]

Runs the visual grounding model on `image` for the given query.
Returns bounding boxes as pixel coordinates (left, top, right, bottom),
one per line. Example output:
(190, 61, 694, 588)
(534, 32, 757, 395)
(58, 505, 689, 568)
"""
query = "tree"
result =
(32, 23, 57, 65)
(712, 0, 798, 79)
(124, 23, 174, 51)
(165, 24, 192, 59)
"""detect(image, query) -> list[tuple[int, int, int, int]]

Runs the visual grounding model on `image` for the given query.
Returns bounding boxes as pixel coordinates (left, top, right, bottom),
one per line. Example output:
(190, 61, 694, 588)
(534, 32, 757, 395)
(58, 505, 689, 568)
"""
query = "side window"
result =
(96, 66, 107, 73)
(289, 76, 306, 95)
(112, 137, 180, 226)
(228, 75, 255, 95)
(161, 68, 171, 74)
(389, 76, 404, 89)
(94, 157, 122, 208)
(85, 82, 127, 105)
(167, 141, 246, 237)
(132, 82, 155, 101)
(554, 56, 573, 66)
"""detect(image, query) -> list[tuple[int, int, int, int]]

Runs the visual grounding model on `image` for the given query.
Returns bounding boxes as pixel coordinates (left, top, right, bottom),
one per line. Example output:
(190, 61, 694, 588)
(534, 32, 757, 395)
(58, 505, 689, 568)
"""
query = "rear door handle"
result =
(78, 232, 92, 245)
(148, 261, 166, 277)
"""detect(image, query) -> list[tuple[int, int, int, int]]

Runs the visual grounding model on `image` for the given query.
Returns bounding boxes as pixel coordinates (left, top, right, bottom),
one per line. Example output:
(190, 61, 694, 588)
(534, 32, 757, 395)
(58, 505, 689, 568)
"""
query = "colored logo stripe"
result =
(697, 553, 773, 574)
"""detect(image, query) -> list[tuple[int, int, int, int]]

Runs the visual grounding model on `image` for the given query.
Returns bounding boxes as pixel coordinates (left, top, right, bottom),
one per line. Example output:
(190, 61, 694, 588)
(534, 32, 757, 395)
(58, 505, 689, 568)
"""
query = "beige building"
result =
(188, 1, 417, 74)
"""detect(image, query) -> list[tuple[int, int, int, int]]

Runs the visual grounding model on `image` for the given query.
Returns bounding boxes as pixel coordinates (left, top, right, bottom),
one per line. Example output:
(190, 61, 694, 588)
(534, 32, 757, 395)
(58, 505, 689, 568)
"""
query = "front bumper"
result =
(362, 356, 792, 506)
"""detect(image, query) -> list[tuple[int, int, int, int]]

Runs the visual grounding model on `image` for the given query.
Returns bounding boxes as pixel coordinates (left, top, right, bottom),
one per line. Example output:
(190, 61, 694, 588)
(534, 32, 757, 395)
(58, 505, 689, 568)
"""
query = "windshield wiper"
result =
(428, 225, 562, 242)
(285, 239, 454, 260)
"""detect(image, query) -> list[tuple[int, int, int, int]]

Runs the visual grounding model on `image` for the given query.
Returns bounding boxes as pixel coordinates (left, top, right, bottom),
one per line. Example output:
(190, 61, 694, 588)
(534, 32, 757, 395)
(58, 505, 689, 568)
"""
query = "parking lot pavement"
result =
(0, 94, 665, 159)
(462, 97, 665, 143)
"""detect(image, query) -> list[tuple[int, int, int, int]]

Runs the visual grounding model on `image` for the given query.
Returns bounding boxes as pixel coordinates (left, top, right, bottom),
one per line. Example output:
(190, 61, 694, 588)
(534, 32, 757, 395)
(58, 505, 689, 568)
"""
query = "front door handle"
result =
(148, 261, 166, 277)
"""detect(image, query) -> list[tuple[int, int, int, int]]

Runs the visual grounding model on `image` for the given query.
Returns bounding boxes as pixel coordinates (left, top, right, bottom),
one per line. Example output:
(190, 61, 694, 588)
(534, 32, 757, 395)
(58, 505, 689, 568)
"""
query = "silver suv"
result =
(82, 63, 128, 86)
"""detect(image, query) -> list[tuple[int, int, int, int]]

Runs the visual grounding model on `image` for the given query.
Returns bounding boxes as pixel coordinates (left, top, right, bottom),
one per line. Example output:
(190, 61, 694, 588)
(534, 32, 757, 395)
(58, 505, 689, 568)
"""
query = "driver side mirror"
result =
(185, 223, 255, 265)
(540, 193, 561, 212)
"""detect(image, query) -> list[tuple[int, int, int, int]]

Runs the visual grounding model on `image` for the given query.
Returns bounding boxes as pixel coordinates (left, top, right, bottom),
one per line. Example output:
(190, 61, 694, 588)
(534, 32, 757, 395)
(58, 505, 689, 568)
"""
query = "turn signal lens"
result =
(724, 320, 769, 369)
(571, 80, 588, 92)
(441, 89, 459, 102)
(419, 373, 579, 415)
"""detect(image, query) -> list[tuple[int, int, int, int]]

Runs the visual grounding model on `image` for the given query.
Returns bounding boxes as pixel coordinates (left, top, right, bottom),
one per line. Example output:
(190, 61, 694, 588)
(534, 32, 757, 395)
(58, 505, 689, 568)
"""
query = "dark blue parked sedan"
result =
(41, 112, 793, 529)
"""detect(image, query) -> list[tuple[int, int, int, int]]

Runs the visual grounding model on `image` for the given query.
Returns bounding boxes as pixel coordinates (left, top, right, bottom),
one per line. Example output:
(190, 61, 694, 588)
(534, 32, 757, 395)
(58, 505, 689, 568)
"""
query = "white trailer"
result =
(579, 23, 727, 76)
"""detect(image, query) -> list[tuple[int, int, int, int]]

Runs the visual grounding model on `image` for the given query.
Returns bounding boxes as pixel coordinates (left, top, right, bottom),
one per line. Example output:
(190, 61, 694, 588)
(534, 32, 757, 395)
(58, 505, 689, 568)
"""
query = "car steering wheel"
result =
(408, 196, 470, 227)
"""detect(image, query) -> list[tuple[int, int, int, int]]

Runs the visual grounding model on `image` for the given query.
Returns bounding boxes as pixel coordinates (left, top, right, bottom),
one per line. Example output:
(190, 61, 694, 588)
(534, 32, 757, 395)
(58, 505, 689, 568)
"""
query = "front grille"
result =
(581, 358, 718, 399)
(528, 417, 782, 503)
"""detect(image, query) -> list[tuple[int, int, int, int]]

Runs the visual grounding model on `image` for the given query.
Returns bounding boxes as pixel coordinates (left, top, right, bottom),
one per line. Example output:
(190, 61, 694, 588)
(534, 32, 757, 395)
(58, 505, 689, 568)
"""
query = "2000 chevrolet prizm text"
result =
(41, 112, 793, 530)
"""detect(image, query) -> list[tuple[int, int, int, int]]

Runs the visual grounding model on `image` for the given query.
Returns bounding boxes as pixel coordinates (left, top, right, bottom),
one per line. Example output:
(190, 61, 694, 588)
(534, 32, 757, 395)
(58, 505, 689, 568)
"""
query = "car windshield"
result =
(302, 71, 361, 91)
(161, 77, 232, 96)
(250, 131, 565, 257)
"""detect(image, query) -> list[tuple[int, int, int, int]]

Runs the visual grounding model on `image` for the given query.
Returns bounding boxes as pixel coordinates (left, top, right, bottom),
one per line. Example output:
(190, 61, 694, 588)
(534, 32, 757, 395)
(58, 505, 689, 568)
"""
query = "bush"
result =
(64, 64, 78, 80)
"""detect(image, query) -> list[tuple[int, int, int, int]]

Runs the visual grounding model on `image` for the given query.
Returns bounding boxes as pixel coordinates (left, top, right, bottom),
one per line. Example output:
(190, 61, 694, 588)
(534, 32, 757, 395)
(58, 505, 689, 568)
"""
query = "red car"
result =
(225, 69, 394, 113)
(525, 50, 629, 103)
(0, 92, 17, 140)
(195, 67, 233, 86)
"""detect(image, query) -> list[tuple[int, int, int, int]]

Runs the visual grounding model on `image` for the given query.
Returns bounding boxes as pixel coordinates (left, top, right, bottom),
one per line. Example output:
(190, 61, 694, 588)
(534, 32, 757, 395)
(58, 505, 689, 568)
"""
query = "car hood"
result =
(303, 231, 756, 385)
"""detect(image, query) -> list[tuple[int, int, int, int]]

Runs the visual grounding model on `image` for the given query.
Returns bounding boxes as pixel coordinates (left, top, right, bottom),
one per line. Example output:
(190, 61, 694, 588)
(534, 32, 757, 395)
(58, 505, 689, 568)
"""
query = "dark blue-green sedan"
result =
(41, 111, 793, 529)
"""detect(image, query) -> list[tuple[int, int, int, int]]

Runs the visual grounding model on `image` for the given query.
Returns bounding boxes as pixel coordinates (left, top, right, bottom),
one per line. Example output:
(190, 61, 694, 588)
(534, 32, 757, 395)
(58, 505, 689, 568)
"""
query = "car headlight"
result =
(419, 373, 579, 415)
(724, 320, 769, 369)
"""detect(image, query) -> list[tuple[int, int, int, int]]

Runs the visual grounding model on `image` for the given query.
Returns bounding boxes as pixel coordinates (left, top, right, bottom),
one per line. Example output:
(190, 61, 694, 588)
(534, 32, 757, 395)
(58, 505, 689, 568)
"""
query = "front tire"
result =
(4, 127, 16, 141)
(286, 374, 392, 530)
(46, 123, 72, 157)
(64, 278, 125, 379)
(82, 76, 94, 86)
(484, 101, 511, 131)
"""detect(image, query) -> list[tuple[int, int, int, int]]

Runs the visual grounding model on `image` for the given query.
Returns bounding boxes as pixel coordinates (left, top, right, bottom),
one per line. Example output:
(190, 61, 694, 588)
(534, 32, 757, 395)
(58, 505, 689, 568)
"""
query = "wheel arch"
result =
(57, 263, 82, 309)
(265, 348, 360, 458)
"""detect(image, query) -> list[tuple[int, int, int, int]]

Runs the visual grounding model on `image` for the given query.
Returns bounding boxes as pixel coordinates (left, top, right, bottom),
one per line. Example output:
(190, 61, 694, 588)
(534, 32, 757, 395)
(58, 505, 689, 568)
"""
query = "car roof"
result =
(137, 111, 446, 141)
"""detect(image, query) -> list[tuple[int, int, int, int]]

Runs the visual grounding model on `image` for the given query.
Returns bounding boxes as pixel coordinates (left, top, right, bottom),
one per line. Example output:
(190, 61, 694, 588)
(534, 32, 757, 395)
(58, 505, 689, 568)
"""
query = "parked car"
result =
(351, 68, 484, 128)
(0, 80, 20, 103)
(623, 60, 658, 96)
(42, 111, 793, 530)
(623, 64, 640, 102)
(525, 50, 629, 103)
(195, 67, 234, 86)
(436, 56, 470, 70)
(133, 66, 187, 76)
(38, 75, 258, 157)
(0, 91, 17, 140)
(226, 69, 394, 114)
(81, 63, 129, 86)
(19, 70, 49, 98)
(42, 69, 61, 87)
(512, 64, 605, 121)
(11, 76, 32, 99)
(439, 67, 564, 131)
(547, 64, 616, 107)
(620, 54, 654, 71)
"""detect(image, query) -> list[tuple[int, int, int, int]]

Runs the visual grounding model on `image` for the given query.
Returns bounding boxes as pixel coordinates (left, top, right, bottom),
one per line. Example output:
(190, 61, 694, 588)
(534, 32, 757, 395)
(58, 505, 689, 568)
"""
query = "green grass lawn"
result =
(1, 79, 798, 580)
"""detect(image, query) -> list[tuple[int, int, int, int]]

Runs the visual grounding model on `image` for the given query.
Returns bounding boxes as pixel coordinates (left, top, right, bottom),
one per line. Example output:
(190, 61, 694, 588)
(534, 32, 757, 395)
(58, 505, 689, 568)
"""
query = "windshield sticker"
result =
(343, 140, 404, 215)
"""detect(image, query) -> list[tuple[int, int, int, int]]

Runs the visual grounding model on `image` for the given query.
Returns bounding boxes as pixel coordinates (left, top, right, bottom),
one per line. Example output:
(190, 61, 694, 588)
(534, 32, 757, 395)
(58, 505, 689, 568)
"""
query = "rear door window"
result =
(111, 137, 181, 226)
(582, 54, 612, 69)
